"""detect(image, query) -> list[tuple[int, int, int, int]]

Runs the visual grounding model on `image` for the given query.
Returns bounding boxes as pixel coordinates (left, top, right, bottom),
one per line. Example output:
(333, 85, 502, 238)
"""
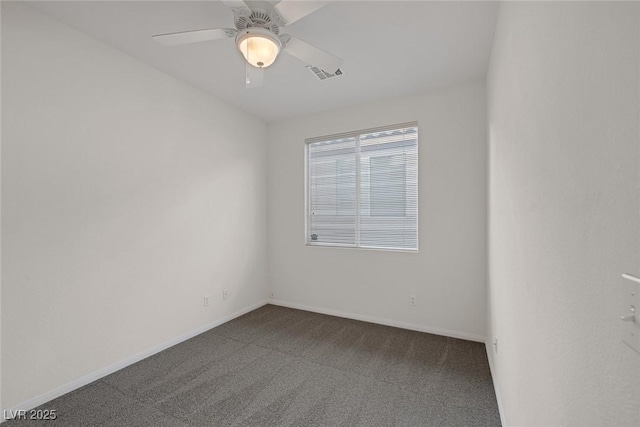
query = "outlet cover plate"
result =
(622, 279, 640, 354)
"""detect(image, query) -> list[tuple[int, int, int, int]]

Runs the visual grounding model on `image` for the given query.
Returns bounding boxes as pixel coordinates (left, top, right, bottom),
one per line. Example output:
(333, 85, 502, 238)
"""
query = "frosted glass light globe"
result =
(236, 29, 281, 68)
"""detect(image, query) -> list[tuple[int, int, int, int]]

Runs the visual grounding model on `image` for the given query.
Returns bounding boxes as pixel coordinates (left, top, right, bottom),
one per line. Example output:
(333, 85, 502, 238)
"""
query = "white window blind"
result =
(306, 122, 418, 251)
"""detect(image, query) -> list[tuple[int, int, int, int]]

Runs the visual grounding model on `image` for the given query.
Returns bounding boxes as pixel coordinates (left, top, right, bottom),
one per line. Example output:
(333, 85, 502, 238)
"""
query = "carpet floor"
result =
(6, 304, 501, 426)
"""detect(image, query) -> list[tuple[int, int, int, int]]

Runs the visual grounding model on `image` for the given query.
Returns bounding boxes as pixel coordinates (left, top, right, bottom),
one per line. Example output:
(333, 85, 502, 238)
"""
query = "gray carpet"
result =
(6, 304, 501, 426)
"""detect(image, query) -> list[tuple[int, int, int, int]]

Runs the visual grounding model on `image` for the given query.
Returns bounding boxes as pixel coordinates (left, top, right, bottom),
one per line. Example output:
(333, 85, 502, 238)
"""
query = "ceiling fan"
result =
(152, 0, 343, 88)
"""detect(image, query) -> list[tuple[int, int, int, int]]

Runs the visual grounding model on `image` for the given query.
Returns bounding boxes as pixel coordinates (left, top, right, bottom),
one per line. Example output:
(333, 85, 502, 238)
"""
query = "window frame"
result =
(304, 122, 419, 253)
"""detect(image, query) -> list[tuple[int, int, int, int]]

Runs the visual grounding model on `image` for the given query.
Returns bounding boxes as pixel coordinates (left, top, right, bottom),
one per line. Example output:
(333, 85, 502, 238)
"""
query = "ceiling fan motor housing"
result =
(234, 9, 281, 34)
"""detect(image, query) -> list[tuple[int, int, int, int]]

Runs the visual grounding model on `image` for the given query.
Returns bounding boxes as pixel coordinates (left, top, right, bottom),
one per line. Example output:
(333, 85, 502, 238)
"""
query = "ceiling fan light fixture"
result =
(236, 28, 281, 68)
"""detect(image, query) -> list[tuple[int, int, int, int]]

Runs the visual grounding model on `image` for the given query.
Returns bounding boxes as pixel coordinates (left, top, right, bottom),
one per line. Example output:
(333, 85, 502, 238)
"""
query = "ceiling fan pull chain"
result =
(245, 42, 251, 84)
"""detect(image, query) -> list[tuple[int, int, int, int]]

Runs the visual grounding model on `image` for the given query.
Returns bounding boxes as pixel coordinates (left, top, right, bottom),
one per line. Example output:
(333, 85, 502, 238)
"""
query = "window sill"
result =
(305, 242, 418, 253)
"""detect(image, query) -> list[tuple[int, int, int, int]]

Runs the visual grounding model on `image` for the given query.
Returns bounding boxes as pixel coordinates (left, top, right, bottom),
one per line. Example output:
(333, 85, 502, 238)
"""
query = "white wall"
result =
(487, 2, 640, 426)
(268, 81, 487, 341)
(1, 2, 268, 410)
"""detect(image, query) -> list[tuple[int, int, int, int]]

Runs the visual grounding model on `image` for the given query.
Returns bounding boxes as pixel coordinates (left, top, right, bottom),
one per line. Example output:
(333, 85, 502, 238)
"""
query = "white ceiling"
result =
(29, 1, 499, 123)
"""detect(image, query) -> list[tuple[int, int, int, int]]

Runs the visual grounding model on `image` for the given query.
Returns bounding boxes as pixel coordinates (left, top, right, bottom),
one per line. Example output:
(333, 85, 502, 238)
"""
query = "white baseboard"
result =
(485, 342, 508, 427)
(268, 299, 486, 343)
(2, 300, 268, 420)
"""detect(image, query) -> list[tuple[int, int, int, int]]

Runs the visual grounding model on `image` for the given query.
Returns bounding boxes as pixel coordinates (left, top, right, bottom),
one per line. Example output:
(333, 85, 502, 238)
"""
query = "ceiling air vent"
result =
(306, 66, 344, 81)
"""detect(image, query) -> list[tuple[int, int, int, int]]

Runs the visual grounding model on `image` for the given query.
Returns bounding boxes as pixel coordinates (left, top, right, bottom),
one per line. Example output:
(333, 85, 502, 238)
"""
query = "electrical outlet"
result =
(410, 295, 417, 306)
(493, 338, 498, 353)
(203, 295, 209, 307)
(223, 289, 229, 300)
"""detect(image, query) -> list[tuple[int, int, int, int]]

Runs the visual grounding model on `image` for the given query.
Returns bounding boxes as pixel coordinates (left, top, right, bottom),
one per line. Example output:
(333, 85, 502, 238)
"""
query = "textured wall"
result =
(487, 2, 640, 426)
(268, 81, 488, 341)
(2, 2, 268, 409)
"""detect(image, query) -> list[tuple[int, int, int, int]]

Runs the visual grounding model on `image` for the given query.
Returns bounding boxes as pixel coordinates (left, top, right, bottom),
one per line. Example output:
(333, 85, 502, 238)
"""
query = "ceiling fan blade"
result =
(220, 0, 252, 18)
(275, 1, 328, 25)
(282, 36, 342, 74)
(245, 64, 264, 89)
(152, 28, 236, 46)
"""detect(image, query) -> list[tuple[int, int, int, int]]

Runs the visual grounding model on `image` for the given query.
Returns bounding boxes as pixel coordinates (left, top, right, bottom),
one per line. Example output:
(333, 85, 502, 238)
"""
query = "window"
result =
(306, 122, 418, 251)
